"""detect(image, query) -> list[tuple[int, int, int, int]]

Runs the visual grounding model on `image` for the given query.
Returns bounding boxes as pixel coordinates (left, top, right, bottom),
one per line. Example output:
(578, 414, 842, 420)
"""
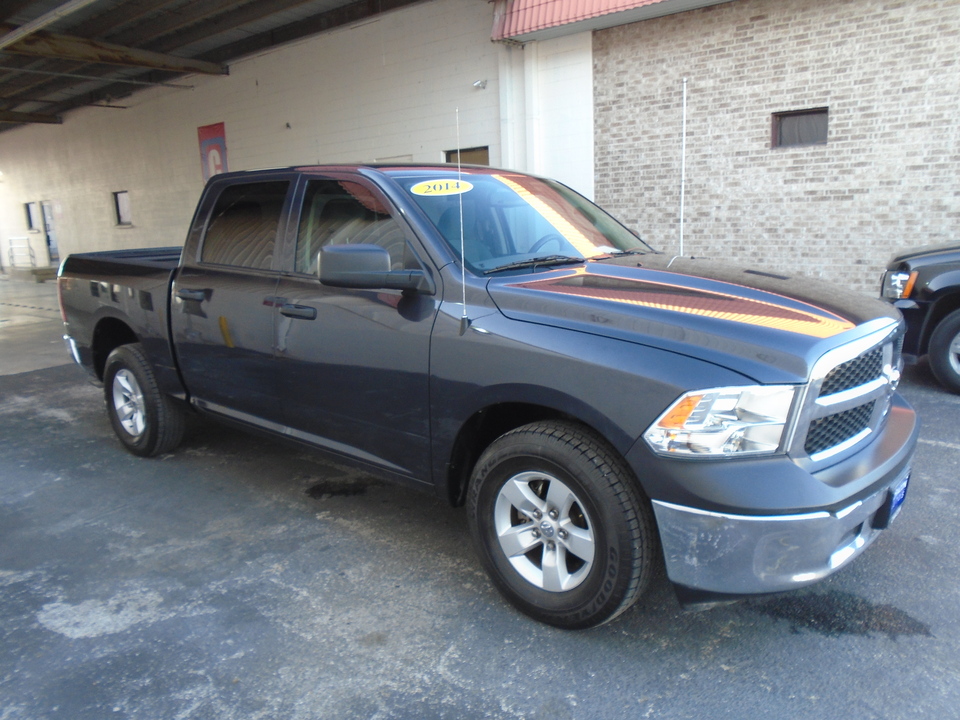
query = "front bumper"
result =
(653, 465, 911, 595)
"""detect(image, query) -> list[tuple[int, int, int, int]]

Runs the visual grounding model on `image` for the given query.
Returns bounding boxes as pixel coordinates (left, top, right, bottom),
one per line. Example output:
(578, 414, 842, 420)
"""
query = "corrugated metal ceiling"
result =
(0, 0, 425, 130)
(491, 0, 735, 42)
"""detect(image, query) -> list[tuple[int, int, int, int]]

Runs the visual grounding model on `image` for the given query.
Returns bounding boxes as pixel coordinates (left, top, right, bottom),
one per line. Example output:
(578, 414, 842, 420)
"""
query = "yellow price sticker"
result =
(409, 179, 474, 197)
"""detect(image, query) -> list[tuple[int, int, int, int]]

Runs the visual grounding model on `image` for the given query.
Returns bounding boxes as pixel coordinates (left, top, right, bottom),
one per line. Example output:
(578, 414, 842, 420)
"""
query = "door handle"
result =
(280, 303, 317, 320)
(176, 288, 207, 302)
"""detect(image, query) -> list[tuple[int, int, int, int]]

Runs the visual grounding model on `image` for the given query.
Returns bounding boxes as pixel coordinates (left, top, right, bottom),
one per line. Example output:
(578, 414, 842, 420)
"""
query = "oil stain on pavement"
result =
(749, 590, 933, 638)
(305, 478, 380, 499)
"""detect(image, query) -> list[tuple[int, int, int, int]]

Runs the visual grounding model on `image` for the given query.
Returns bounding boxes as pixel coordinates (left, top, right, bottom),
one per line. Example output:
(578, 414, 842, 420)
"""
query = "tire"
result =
(929, 309, 960, 394)
(103, 343, 186, 457)
(467, 421, 657, 629)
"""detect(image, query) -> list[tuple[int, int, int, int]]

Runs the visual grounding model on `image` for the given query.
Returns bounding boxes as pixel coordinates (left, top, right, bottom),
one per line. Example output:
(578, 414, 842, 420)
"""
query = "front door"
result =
(274, 176, 439, 482)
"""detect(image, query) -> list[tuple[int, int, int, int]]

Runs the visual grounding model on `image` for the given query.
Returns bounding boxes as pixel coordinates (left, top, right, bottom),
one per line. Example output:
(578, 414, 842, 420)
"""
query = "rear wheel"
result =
(468, 421, 657, 629)
(103, 343, 185, 457)
(929, 309, 960, 394)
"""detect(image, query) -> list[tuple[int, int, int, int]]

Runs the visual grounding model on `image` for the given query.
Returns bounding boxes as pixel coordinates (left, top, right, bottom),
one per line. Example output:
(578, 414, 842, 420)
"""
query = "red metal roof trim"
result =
(492, 0, 673, 41)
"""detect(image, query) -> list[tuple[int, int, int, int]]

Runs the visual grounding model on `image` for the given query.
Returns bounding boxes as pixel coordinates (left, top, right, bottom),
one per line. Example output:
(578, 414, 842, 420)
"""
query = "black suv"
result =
(882, 243, 960, 393)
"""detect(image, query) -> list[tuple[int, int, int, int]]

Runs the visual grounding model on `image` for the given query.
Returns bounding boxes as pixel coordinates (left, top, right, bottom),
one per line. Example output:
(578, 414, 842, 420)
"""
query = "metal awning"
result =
(491, 0, 734, 42)
(0, 0, 424, 129)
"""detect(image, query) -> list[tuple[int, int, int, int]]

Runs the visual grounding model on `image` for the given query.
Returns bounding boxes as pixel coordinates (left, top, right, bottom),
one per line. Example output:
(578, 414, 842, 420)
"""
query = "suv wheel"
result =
(929, 309, 960, 394)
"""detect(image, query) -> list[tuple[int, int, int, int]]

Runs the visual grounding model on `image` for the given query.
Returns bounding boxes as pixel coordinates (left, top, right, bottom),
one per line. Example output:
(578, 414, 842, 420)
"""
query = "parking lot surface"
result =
(1, 276, 959, 719)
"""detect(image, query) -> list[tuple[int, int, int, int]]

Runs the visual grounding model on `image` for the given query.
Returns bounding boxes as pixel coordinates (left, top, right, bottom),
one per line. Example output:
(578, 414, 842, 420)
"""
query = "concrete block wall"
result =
(0, 0, 501, 262)
(593, 0, 960, 293)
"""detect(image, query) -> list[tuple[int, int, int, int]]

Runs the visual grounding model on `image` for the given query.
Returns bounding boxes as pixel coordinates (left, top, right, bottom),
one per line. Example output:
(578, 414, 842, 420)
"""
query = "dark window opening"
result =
(113, 191, 132, 225)
(445, 146, 490, 165)
(772, 108, 828, 148)
(25, 202, 41, 230)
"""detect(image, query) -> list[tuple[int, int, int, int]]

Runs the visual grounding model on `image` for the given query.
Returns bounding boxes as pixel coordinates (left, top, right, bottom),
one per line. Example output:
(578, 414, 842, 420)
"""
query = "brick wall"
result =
(0, 0, 500, 262)
(593, 0, 960, 293)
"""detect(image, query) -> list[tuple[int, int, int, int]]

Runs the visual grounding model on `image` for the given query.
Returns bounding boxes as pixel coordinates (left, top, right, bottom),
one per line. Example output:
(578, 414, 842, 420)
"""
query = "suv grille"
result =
(794, 322, 902, 465)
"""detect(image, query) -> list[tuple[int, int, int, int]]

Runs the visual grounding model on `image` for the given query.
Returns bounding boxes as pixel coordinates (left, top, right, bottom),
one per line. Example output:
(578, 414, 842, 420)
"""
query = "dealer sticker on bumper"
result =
(890, 474, 909, 522)
(874, 473, 910, 529)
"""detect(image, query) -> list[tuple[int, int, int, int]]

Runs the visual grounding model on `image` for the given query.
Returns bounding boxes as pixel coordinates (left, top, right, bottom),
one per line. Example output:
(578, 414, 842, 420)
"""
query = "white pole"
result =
(679, 77, 688, 258)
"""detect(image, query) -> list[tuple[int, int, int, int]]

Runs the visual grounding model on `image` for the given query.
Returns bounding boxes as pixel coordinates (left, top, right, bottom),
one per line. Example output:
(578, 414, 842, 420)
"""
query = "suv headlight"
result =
(881, 270, 917, 300)
(644, 385, 797, 457)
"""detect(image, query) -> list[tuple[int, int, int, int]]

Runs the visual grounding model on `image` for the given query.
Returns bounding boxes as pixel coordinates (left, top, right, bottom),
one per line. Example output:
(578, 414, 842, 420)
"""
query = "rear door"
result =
(171, 174, 295, 424)
(273, 174, 440, 482)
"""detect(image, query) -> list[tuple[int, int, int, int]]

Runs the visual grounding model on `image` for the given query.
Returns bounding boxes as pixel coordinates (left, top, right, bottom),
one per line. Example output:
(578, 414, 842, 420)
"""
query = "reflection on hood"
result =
(509, 270, 855, 339)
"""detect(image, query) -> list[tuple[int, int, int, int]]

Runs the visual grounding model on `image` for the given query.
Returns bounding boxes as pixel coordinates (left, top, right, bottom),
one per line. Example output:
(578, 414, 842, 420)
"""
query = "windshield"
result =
(390, 170, 652, 274)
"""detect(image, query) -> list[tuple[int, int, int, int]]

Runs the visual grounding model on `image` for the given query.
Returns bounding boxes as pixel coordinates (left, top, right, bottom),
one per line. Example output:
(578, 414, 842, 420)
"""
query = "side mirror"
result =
(318, 244, 434, 294)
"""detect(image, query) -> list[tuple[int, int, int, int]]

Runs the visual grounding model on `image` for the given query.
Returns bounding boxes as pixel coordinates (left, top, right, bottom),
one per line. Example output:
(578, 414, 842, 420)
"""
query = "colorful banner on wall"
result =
(198, 122, 228, 182)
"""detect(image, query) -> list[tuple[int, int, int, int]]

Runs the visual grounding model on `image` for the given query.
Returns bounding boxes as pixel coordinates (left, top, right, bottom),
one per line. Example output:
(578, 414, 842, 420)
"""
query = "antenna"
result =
(456, 107, 470, 336)
(679, 77, 688, 258)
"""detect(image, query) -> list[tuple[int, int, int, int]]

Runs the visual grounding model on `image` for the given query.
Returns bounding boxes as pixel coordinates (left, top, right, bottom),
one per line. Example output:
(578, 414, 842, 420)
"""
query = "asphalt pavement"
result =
(1, 274, 959, 719)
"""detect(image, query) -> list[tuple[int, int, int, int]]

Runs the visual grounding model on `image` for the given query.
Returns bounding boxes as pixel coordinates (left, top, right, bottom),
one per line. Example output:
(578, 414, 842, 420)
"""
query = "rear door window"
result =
(201, 181, 290, 270)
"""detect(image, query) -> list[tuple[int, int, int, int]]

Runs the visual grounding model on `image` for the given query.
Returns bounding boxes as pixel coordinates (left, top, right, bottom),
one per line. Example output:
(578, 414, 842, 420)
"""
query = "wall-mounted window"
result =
(772, 108, 828, 148)
(445, 146, 490, 165)
(25, 202, 41, 231)
(113, 191, 132, 226)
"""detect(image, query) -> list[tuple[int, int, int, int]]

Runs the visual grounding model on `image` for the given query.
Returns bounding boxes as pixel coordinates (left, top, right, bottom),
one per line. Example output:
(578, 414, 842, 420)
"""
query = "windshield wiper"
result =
(591, 249, 652, 261)
(483, 255, 586, 275)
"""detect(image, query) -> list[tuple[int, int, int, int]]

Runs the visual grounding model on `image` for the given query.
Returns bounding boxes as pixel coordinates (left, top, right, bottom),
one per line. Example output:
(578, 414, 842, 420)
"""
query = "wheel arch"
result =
(91, 315, 139, 380)
(442, 398, 634, 507)
(918, 291, 960, 356)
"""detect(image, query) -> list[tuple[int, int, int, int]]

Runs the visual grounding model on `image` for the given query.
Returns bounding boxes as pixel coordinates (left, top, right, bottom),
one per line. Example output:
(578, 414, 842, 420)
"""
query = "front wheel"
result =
(929, 309, 960, 394)
(103, 343, 185, 457)
(467, 421, 657, 629)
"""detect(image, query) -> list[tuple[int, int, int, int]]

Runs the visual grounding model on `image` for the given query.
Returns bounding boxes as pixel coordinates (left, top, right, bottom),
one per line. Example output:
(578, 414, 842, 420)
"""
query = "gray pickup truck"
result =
(58, 164, 917, 628)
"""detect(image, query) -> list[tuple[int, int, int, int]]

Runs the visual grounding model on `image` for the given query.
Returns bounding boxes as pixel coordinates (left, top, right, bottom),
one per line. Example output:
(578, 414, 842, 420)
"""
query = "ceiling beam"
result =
(0, 63, 193, 88)
(0, 22, 228, 75)
(0, 0, 101, 50)
(0, 107, 60, 123)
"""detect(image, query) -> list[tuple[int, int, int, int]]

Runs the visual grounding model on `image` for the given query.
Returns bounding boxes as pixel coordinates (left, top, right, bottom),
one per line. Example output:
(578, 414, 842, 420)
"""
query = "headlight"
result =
(644, 385, 798, 457)
(881, 270, 917, 300)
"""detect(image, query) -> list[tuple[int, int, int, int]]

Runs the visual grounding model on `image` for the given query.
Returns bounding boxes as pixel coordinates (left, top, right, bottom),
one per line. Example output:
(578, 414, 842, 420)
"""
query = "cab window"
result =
(295, 180, 411, 275)
(201, 181, 289, 270)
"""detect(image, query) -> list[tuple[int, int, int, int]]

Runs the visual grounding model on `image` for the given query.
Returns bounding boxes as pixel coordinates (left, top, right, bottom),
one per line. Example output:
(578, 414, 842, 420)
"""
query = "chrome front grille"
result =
(804, 400, 876, 456)
(790, 319, 902, 467)
(819, 347, 883, 397)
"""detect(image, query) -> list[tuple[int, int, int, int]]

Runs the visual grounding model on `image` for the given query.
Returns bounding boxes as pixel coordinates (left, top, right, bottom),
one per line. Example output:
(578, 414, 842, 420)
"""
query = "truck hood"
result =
(486, 255, 900, 384)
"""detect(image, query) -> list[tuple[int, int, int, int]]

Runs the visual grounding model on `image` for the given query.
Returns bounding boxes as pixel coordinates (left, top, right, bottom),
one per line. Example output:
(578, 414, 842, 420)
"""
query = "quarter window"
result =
(201, 181, 289, 270)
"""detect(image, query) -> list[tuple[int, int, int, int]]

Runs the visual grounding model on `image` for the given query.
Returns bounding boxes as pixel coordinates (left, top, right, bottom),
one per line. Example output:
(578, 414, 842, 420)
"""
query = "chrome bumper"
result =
(652, 467, 910, 595)
(63, 334, 82, 365)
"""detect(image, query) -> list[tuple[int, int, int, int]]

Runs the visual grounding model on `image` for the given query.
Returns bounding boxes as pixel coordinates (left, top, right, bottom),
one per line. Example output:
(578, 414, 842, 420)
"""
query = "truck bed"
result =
(61, 247, 182, 277)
